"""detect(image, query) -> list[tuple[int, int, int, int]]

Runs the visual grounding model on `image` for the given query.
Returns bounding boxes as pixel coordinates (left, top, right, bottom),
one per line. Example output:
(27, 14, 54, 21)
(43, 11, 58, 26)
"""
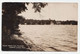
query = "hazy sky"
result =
(18, 3, 78, 21)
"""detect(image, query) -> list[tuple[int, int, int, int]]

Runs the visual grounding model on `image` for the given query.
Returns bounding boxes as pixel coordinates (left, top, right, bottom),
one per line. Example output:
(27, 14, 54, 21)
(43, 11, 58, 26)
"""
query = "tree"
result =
(2, 2, 48, 37)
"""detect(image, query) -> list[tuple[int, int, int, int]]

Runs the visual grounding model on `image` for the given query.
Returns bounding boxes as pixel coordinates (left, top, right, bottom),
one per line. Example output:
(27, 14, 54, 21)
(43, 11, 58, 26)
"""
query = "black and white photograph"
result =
(2, 2, 78, 52)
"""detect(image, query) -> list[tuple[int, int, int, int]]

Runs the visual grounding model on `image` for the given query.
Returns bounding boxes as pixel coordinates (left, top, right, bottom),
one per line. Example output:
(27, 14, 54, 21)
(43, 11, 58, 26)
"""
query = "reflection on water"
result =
(19, 25, 77, 51)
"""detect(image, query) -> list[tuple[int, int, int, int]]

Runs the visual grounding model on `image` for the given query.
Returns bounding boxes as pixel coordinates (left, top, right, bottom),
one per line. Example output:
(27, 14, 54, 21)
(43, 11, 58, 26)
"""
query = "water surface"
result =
(19, 25, 77, 51)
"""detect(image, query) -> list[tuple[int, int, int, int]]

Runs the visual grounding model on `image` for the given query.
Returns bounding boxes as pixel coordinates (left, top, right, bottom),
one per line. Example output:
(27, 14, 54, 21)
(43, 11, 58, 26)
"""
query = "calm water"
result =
(19, 25, 77, 51)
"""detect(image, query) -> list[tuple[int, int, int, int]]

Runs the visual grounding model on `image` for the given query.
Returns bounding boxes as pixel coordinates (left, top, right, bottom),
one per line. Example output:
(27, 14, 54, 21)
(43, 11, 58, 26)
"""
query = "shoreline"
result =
(2, 35, 44, 51)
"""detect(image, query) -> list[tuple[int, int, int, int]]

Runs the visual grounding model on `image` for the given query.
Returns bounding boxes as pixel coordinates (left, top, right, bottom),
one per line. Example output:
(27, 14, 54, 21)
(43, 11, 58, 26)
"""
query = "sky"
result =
(18, 3, 78, 21)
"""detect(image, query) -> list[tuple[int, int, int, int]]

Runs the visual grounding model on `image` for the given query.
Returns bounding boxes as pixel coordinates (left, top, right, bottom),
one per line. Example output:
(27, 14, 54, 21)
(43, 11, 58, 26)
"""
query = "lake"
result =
(19, 25, 77, 51)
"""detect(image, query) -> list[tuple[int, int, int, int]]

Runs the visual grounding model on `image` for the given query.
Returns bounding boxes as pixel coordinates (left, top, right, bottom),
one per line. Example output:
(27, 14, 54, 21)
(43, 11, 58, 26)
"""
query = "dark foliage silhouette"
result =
(2, 2, 48, 37)
(2, 2, 47, 51)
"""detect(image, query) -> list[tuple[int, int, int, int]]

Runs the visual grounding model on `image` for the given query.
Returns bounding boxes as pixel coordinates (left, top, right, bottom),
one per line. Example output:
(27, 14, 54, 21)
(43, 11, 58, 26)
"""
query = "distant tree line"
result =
(19, 19, 78, 25)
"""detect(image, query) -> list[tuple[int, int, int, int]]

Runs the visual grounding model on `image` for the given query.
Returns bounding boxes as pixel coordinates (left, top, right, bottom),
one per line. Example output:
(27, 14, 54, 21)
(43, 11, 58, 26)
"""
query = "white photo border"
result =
(0, 0, 79, 54)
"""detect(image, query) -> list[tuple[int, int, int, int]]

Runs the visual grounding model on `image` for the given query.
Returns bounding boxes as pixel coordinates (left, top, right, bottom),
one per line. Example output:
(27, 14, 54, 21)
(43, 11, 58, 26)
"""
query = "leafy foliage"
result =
(2, 2, 47, 37)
